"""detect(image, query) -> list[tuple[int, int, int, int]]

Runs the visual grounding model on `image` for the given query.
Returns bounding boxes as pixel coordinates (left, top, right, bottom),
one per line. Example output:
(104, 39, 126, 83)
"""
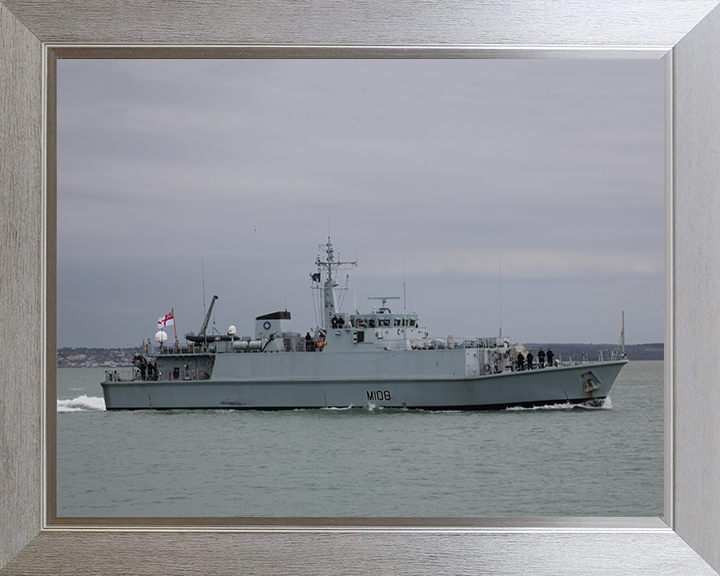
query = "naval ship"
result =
(101, 239, 628, 410)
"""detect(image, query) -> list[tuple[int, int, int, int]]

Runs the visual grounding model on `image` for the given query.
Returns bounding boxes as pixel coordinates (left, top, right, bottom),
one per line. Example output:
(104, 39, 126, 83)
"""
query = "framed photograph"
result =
(52, 57, 665, 520)
(2, 1, 720, 574)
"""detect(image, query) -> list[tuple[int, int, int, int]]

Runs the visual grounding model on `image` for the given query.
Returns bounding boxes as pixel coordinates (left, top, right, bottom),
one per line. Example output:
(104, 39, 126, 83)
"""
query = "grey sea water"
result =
(57, 361, 663, 517)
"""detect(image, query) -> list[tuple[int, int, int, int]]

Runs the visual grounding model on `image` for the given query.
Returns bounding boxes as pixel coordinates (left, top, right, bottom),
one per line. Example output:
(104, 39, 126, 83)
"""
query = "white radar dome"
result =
(227, 325, 237, 336)
(155, 330, 168, 343)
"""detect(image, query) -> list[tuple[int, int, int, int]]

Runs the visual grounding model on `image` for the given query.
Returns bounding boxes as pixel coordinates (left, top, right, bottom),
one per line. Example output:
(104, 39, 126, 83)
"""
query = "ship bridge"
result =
(351, 310, 419, 330)
(350, 297, 426, 342)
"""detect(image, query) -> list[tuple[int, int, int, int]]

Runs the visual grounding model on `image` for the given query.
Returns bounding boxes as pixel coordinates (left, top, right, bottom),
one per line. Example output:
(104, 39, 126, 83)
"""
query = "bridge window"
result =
(394, 318, 401, 327)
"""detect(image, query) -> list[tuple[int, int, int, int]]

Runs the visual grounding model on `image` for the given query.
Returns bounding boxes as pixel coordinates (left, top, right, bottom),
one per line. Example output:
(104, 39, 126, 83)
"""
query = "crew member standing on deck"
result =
(517, 352, 525, 371)
(527, 351, 534, 370)
(547, 348, 554, 367)
(538, 348, 545, 369)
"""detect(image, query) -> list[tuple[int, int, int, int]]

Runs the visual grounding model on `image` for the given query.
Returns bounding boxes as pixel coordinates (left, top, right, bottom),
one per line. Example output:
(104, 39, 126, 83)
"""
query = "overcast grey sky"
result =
(57, 59, 663, 349)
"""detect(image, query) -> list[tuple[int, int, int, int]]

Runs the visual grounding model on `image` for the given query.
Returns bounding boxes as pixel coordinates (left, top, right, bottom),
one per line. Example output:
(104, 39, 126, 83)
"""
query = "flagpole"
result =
(172, 308, 179, 350)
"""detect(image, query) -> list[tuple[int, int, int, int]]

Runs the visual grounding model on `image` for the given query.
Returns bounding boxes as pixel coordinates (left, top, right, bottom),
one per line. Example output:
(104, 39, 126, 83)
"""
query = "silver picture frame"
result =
(2, 1, 720, 574)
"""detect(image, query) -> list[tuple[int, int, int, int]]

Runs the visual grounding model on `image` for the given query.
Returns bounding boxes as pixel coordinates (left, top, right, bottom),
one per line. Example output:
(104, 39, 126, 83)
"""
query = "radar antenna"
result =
(367, 296, 400, 313)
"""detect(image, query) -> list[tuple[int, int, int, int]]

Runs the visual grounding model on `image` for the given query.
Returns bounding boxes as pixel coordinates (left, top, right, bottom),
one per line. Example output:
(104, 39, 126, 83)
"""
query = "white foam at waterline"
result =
(505, 397, 612, 411)
(321, 404, 355, 411)
(505, 402, 574, 411)
(57, 395, 106, 412)
(363, 403, 387, 411)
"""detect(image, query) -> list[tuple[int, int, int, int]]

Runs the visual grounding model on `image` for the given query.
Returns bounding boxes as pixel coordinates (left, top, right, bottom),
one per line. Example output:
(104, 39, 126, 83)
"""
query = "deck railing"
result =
(104, 367, 210, 383)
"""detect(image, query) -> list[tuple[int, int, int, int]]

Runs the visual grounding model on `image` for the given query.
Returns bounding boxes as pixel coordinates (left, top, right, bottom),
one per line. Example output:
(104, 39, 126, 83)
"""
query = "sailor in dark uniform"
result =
(147, 360, 158, 380)
(538, 348, 545, 369)
(546, 348, 554, 367)
(517, 352, 525, 371)
(527, 351, 534, 370)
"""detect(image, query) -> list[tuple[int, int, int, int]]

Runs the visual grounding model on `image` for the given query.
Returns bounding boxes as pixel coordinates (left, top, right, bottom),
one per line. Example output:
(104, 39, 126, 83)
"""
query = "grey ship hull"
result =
(102, 354, 628, 411)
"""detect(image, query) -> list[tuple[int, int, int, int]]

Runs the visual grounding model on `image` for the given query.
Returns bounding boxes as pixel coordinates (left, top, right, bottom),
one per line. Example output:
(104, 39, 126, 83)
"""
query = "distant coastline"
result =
(56, 343, 663, 368)
(57, 347, 142, 368)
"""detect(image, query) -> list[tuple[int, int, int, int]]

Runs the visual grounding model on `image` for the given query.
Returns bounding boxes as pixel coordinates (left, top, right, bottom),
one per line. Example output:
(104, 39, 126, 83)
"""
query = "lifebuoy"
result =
(316, 339, 325, 349)
(198, 369, 207, 380)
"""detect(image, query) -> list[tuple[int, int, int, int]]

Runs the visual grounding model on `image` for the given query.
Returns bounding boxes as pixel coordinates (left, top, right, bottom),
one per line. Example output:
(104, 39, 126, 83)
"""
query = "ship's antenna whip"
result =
(499, 260, 503, 338)
(201, 258, 206, 317)
(497, 230, 503, 339)
(403, 259, 406, 311)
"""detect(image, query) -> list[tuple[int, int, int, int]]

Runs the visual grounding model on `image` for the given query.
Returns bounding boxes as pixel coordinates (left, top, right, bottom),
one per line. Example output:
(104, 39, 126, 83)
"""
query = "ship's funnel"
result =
(255, 311, 292, 340)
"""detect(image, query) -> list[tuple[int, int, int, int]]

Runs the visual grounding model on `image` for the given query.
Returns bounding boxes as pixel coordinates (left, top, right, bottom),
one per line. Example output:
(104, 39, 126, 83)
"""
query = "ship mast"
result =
(315, 237, 356, 330)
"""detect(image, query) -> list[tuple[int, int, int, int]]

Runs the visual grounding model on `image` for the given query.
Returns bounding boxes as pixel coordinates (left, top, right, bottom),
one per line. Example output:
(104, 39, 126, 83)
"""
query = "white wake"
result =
(57, 395, 106, 412)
